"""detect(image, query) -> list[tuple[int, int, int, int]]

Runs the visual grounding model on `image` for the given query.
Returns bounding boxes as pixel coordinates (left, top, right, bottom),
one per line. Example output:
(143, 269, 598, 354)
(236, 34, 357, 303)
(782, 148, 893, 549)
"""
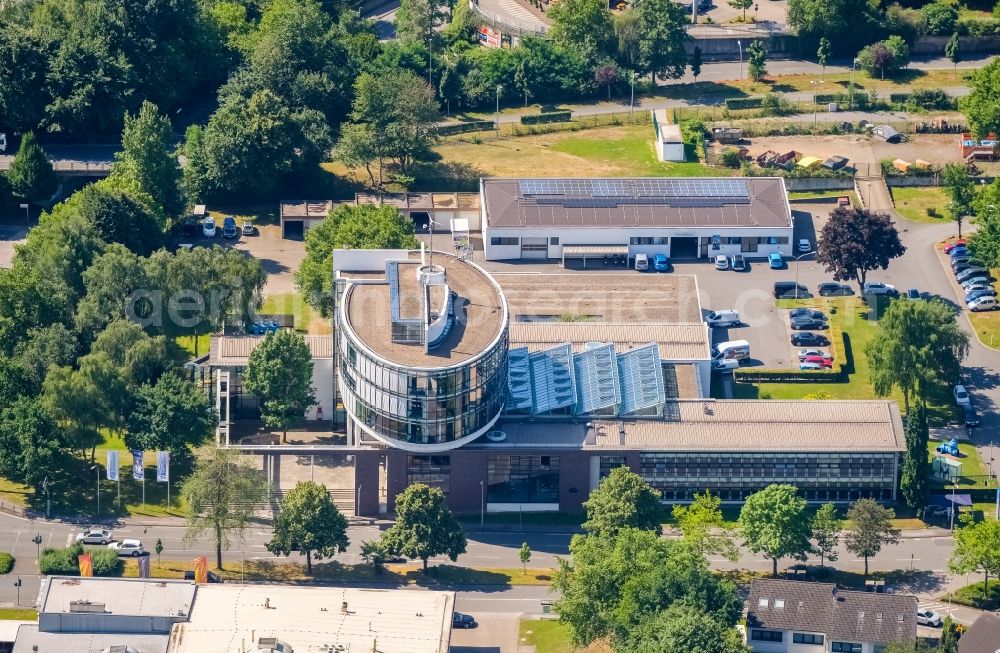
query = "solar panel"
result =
(591, 179, 630, 197)
(573, 343, 621, 415)
(617, 343, 666, 414)
(634, 178, 749, 198)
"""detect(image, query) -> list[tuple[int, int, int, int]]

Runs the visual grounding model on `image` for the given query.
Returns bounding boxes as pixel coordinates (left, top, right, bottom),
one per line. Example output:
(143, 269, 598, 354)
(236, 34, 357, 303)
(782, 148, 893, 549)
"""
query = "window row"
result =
(487, 455, 560, 504)
(793, 633, 824, 645)
(750, 629, 782, 642)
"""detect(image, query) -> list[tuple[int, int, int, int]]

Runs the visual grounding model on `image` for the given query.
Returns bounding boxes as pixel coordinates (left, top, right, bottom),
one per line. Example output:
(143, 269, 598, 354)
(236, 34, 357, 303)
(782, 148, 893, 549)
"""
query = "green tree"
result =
(938, 616, 959, 653)
(949, 514, 1000, 598)
(582, 466, 663, 537)
(810, 502, 840, 568)
(625, 604, 751, 653)
(738, 484, 812, 577)
(817, 37, 831, 75)
(0, 27, 51, 133)
(113, 101, 184, 219)
(945, 32, 961, 77)
(519, 542, 531, 572)
(396, 0, 449, 45)
(8, 132, 56, 204)
(672, 490, 739, 561)
(182, 447, 269, 569)
(635, 0, 688, 81)
(42, 358, 122, 461)
(747, 40, 767, 82)
(71, 182, 163, 256)
(943, 162, 975, 238)
(13, 324, 77, 387)
(242, 330, 315, 442)
(866, 298, 968, 410)
(0, 398, 63, 492)
(922, 2, 957, 36)
(360, 539, 392, 572)
(816, 206, 906, 294)
(859, 36, 909, 79)
(295, 204, 419, 316)
(961, 58, 1000, 139)
(125, 373, 216, 455)
(844, 498, 900, 576)
(787, 0, 881, 55)
(180, 125, 210, 204)
(267, 480, 349, 575)
(549, 0, 613, 63)
(379, 483, 467, 572)
(728, 0, 753, 21)
(690, 47, 703, 82)
(900, 403, 929, 511)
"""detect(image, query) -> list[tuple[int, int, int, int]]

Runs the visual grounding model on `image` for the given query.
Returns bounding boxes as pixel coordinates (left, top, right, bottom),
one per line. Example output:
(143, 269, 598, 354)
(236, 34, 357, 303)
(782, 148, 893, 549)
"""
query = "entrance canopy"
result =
(561, 244, 629, 268)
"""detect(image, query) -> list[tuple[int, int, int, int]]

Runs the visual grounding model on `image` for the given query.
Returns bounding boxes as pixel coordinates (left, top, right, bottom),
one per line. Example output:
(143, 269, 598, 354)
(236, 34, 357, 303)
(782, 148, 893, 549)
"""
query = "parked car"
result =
(964, 404, 980, 428)
(948, 246, 969, 259)
(905, 288, 921, 300)
(774, 281, 809, 299)
(241, 219, 255, 236)
(916, 609, 942, 627)
(801, 355, 833, 368)
(925, 505, 951, 518)
(653, 254, 671, 272)
(969, 296, 998, 311)
(222, 215, 238, 239)
(768, 252, 784, 269)
(961, 277, 991, 290)
(109, 539, 145, 557)
(797, 238, 811, 253)
(789, 308, 827, 322)
(791, 332, 831, 347)
(953, 384, 971, 406)
(798, 349, 832, 361)
(965, 287, 997, 303)
(76, 529, 113, 545)
(0, 133, 6, 153)
(790, 316, 827, 330)
(956, 267, 988, 283)
(799, 361, 825, 371)
(634, 253, 649, 271)
(944, 240, 966, 254)
(730, 254, 746, 271)
(862, 281, 896, 295)
(818, 282, 854, 296)
(202, 217, 216, 238)
(181, 218, 199, 237)
(452, 612, 477, 629)
(714, 255, 729, 270)
(183, 570, 223, 583)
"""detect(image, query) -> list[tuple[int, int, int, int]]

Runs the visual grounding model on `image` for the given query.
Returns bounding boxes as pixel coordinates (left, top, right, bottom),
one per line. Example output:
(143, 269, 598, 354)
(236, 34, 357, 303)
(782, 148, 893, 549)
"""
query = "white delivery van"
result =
(705, 310, 740, 328)
(712, 339, 751, 361)
(634, 253, 649, 271)
(711, 358, 741, 373)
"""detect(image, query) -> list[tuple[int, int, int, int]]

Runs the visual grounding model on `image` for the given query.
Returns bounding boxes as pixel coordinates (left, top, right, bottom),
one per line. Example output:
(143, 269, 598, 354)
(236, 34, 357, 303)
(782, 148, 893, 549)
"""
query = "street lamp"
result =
(480, 480, 485, 529)
(737, 40, 743, 79)
(849, 57, 860, 110)
(794, 250, 815, 299)
(13, 577, 20, 606)
(495, 85, 503, 134)
(43, 476, 50, 519)
(93, 464, 100, 518)
(629, 72, 636, 122)
(32, 534, 42, 562)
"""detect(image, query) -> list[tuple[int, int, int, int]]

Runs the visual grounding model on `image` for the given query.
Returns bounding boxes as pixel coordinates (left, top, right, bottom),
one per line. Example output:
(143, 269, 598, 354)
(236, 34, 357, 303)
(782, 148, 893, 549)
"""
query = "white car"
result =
(202, 217, 216, 238)
(0, 133, 6, 153)
(916, 609, 942, 627)
(797, 238, 811, 253)
(76, 528, 113, 545)
(961, 277, 990, 290)
(798, 349, 832, 361)
(863, 281, 896, 295)
(799, 361, 824, 370)
(109, 539, 145, 557)
(714, 255, 729, 270)
(953, 384, 971, 406)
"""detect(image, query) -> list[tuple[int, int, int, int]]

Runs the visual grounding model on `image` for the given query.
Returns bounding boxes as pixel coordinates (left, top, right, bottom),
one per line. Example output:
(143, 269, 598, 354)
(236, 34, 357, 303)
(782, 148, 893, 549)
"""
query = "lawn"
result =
(170, 333, 211, 361)
(891, 187, 952, 224)
(965, 270, 1000, 349)
(518, 620, 611, 653)
(260, 292, 318, 333)
(0, 608, 37, 621)
(926, 440, 990, 483)
(942, 579, 1000, 611)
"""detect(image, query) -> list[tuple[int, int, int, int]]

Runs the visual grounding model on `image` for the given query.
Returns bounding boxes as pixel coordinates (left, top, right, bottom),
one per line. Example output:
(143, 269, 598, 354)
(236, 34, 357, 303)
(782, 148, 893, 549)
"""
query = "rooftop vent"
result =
(69, 600, 106, 613)
(256, 637, 294, 653)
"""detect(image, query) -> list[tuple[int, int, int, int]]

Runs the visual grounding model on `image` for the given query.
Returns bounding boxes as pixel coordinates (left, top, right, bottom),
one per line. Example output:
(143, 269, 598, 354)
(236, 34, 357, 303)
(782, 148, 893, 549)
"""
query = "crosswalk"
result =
(919, 602, 975, 626)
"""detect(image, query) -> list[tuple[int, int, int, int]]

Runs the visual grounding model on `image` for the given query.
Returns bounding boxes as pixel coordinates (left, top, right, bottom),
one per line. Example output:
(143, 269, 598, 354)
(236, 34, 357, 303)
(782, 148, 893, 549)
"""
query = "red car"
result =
(944, 240, 966, 254)
(802, 355, 833, 368)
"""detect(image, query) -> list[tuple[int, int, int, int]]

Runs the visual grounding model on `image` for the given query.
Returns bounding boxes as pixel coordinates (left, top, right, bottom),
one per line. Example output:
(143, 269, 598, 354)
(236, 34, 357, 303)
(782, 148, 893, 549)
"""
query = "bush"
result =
(724, 97, 764, 110)
(0, 553, 13, 575)
(39, 543, 123, 577)
(721, 148, 744, 168)
(921, 2, 958, 36)
(907, 88, 954, 111)
(959, 17, 1000, 36)
(520, 111, 571, 125)
(434, 121, 494, 136)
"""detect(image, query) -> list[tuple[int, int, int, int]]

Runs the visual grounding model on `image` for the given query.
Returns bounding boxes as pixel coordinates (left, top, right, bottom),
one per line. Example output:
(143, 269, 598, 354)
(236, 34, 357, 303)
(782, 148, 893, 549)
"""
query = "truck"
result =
(712, 339, 750, 361)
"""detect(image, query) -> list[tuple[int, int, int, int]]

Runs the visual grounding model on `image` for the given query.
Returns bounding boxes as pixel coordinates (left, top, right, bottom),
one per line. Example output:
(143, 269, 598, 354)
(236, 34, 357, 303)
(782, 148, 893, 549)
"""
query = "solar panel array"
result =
(573, 344, 621, 415)
(519, 178, 749, 199)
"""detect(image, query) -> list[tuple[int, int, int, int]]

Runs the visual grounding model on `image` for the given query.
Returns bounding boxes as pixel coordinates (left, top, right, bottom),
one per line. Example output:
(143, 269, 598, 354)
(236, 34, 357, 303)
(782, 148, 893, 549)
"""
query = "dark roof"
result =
(747, 579, 917, 645)
(959, 612, 1000, 653)
(482, 177, 792, 230)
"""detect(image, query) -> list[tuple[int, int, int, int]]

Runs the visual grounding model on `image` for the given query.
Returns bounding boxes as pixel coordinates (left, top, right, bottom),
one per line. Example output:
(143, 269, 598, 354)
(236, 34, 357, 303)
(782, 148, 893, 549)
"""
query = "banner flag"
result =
(78, 554, 93, 577)
(194, 557, 208, 584)
(156, 451, 169, 483)
(138, 554, 150, 578)
(131, 450, 144, 481)
(106, 450, 119, 481)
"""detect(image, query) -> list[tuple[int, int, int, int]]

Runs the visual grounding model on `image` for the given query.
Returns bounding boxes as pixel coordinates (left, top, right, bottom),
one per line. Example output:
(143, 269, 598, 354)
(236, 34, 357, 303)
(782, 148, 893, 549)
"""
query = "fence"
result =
(441, 109, 652, 143)
(468, 0, 547, 36)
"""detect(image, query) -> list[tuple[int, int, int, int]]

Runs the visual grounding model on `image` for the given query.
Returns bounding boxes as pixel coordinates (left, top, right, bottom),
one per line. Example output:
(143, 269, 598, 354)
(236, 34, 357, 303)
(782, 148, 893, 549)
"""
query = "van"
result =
(705, 310, 741, 328)
(773, 281, 809, 299)
(634, 253, 649, 271)
(712, 339, 751, 361)
(711, 358, 741, 373)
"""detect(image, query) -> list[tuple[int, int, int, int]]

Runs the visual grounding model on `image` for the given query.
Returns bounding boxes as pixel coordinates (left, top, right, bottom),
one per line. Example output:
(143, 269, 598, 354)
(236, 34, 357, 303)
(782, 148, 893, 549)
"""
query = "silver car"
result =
(76, 528, 113, 545)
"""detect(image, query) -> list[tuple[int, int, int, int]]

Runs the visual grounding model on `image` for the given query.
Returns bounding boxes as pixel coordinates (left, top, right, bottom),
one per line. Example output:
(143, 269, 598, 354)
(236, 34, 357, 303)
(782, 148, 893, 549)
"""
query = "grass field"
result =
(942, 579, 1000, 610)
(0, 608, 37, 621)
(926, 440, 990, 482)
(260, 292, 317, 333)
(892, 187, 952, 224)
(966, 270, 1000, 349)
(518, 620, 611, 653)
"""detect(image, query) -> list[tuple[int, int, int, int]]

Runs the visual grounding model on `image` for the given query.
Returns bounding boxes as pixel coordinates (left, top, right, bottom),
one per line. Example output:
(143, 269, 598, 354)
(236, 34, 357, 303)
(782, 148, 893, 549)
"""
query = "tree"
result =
(747, 40, 767, 82)
(125, 373, 216, 455)
(582, 466, 663, 536)
(844, 498, 900, 576)
(182, 448, 269, 569)
(594, 61, 620, 100)
(267, 481, 349, 575)
(945, 32, 961, 77)
(939, 617, 959, 653)
(738, 484, 812, 577)
(817, 37, 831, 75)
(295, 204, 419, 316)
(379, 483, 467, 572)
(943, 162, 975, 238)
(7, 132, 56, 204)
(690, 47, 703, 83)
(180, 125, 210, 204)
(549, 0, 613, 63)
(728, 0, 753, 22)
(923, 2, 958, 36)
(900, 403, 929, 511)
(635, 0, 688, 81)
(113, 101, 184, 219)
(13, 324, 77, 387)
(552, 528, 742, 648)
(866, 298, 968, 410)
(361, 539, 392, 572)
(396, 0, 449, 45)
(0, 398, 63, 492)
(672, 490, 739, 561)
(858, 36, 909, 79)
(242, 330, 315, 442)
(949, 515, 1000, 598)
(810, 502, 840, 568)
(71, 182, 163, 256)
(962, 58, 1000, 139)
(816, 206, 906, 293)
(625, 604, 751, 653)
(787, 0, 881, 56)
(519, 542, 532, 572)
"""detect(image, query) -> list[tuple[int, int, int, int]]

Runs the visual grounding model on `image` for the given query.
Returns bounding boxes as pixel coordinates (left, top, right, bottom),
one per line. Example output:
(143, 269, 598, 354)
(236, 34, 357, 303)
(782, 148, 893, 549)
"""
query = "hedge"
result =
(724, 97, 764, 110)
(39, 543, 123, 577)
(0, 553, 13, 575)
(434, 120, 494, 136)
(520, 111, 571, 125)
(889, 93, 911, 104)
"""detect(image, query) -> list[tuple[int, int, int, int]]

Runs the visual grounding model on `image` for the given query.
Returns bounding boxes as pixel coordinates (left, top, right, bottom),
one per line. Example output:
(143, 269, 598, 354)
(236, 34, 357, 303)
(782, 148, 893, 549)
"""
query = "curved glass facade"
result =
(338, 328, 509, 450)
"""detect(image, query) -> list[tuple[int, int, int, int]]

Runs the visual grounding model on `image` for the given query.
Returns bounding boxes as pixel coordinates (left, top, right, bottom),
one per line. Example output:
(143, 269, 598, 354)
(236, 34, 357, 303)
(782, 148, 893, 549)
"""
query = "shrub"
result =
(721, 148, 744, 168)
(0, 553, 13, 575)
(921, 2, 958, 36)
(434, 121, 494, 136)
(39, 543, 123, 577)
(724, 96, 764, 110)
(959, 17, 1000, 36)
(908, 88, 954, 111)
(520, 111, 571, 125)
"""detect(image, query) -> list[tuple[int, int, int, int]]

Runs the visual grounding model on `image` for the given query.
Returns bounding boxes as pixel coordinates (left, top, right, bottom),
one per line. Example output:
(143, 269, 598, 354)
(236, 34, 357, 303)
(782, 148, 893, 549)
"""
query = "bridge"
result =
(0, 144, 118, 178)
